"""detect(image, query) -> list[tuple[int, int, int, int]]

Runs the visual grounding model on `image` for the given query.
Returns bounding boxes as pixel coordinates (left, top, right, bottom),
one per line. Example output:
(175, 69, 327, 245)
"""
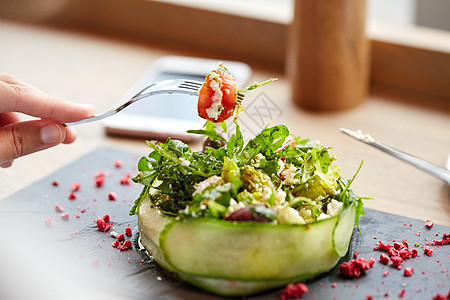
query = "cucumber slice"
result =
(138, 195, 356, 296)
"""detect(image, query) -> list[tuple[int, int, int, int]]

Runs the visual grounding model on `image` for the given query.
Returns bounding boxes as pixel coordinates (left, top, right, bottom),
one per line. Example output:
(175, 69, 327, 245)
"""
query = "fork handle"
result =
(371, 140, 450, 183)
(65, 87, 197, 126)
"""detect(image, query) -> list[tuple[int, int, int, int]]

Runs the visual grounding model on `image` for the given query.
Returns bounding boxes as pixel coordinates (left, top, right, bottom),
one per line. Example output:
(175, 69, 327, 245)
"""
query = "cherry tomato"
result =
(198, 67, 237, 123)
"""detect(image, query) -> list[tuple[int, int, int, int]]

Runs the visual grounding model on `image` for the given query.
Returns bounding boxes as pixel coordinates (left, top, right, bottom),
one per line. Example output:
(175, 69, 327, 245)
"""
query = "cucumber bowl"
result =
(137, 195, 357, 296)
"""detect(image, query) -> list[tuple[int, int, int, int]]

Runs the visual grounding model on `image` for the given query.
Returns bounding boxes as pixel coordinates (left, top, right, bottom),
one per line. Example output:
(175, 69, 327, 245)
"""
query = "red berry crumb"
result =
(117, 233, 125, 241)
(379, 253, 390, 265)
(68, 192, 76, 200)
(391, 256, 403, 268)
(125, 227, 132, 237)
(404, 267, 414, 276)
(432, 292, 450, 300)
(61, 213, 69, 220)
(119, 240, 132, 251)
(366, 295, 374, 300)
(55, 205, 64, 212)
(424, 246, 434, 256)
(108, 192, 117, 200)
(332, 283, 337, 288)
(280, 283, 308, 300)
(95, 173, 105, 187)
(120, 173, 132, 185)
(114, 160, 123, 168)
(398, 289, 406, 298)
(425, 219, 434, 229)
(52, 181, 59, 186)
(96, 215, 112, 232)
(339, 257, 375, 278)
(71, 182, 81, 192)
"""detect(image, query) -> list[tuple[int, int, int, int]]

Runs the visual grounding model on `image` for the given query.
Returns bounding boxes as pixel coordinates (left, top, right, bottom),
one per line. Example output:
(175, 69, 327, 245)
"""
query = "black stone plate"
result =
(0, 147, 448, 299)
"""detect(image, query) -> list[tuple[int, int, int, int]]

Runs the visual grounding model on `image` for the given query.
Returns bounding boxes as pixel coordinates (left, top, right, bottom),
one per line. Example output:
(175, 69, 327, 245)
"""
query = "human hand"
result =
(0, 74, 95, 168)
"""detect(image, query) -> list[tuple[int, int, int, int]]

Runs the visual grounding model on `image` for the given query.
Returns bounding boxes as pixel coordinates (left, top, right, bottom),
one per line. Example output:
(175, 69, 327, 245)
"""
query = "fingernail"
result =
(0, 160, 13, 168)
(41, 123, 63, 144)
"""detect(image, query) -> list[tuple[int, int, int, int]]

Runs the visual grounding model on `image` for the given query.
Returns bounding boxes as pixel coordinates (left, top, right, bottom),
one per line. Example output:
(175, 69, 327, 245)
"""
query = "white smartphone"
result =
(104, 56, 251, 142)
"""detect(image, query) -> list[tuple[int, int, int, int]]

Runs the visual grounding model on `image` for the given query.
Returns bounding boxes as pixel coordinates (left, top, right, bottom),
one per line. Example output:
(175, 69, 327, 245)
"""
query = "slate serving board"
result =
(0, 147, 448, 300)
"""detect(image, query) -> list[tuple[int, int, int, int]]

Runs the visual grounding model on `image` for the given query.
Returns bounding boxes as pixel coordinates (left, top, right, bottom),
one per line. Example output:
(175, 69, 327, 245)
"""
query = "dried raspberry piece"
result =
(379, 253, 390, 265)
(399, 249, 411, 259)
(52, 181, 59, 186)
(120, 173, 132, 185)
(398, 289, 406, 298)
(117, 233, 125, 241)
(119, 240, 132, 251)
(114, 160, 123, 168)
(68, 192, 76, 200)
(96, 214, 112, 232)
(427, 233, 450, 246)
(125, 227, 132, 237)
(393, 242, 402, 250)
(411, 248, 419, 257)
(111, 240, 120, 248)
(280, 283, 308, 300)
(432, 292, 450, 300)
(404, 267, 414, 276)
(61, 213, 69, 220)
(424, 246, 434, 256)
(366, 295, 374, 300)
(373, 241, 392, 252)
(102, 214, 110, 222)
(94, 173, 105, 187)
(55, 205, 64, 212)
(71, 182, 81, 192)
(108, 192, 117, 200)
(339, 257, 375, 278)
(353, 251, 359, 259)
(96, 218, 107, 231)
(388, 248, 399, 257)
(354, 257, 375, 270)
(391, 256, 403, 268)
(425, 220, 434, 229)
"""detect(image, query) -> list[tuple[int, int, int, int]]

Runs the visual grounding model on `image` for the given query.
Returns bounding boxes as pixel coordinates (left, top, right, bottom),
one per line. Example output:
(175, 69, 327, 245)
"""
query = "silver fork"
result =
(65, 79, 245, 126)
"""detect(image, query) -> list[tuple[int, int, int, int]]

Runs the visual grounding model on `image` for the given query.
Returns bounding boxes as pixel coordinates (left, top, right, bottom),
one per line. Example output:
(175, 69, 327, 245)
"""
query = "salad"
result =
(130, 64, 365, 296)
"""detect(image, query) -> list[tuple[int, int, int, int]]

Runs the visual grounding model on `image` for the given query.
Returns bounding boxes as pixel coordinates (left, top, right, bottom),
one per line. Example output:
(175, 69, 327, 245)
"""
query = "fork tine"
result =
(179, 80, 203, 91)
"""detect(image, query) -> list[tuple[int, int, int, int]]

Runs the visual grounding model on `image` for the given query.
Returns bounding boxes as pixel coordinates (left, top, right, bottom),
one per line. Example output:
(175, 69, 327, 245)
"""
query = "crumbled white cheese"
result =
(299, 208, 312, 220)
(179, 158, 190, 167)
(110, 231, 119, 238)
(317, 213, 331, 221)
(225, 199, 246, 217)
(206, 71, 224, 120)
(193, 175, 223, 195)
(326, 199, 343, 217)
(273, 189, 287, 206)
(278, 207, 305, 225)
(280, 163, 300, 185)
(355, 129, 374, 142)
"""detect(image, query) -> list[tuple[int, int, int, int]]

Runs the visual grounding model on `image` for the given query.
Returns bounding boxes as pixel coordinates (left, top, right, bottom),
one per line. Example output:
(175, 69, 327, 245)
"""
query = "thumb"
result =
(0, 119, 66, 165)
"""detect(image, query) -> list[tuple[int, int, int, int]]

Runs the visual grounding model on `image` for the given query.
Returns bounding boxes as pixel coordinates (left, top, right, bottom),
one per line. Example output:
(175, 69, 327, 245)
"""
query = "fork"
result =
(65, 79, 245, 126)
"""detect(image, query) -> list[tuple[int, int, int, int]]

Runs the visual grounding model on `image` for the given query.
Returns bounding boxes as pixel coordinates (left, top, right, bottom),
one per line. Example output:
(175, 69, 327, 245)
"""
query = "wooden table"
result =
(1, 21, 449, 226)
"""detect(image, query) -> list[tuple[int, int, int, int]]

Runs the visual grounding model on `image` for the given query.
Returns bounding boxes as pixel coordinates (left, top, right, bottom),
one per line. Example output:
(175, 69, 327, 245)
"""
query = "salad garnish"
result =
(130, 63, 364, 227)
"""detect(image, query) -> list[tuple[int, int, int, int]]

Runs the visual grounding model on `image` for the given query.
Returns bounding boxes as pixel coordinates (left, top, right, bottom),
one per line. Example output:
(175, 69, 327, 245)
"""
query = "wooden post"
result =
(287, 0, 370, 110)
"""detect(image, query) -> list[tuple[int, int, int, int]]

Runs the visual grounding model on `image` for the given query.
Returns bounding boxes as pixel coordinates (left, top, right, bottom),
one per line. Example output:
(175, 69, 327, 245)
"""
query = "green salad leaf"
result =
(130, 122, 365, 228)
